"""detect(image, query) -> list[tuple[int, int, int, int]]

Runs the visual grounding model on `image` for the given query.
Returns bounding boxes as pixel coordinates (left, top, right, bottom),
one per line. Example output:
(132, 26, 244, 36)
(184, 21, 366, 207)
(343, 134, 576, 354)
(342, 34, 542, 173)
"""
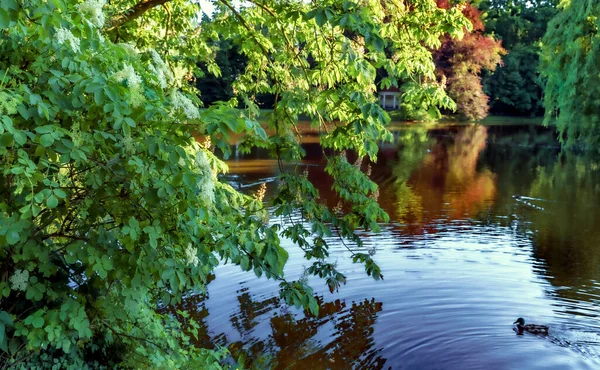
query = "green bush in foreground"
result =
(0, 0, 468, 367)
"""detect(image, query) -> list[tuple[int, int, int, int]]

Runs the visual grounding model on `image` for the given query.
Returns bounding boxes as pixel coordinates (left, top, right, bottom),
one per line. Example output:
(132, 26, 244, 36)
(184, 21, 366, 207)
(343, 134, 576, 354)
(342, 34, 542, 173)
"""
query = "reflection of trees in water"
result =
(230, 287, 281, 337)
(166, 285, 385, 368)
(479, 127, 600, 305)
(524, 154, 600, 300)
(479, 125, 558, 200)
(384, 125, 496, 230)
(442, 125, 495, 219)
(386, 127, 431, 225)
(162, 288, 228, 350)
(228, 294, 385, 369)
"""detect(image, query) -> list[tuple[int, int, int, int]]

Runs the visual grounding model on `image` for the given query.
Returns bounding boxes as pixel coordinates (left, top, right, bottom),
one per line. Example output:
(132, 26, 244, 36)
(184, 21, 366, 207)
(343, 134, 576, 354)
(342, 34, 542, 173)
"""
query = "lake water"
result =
(182, 124, 600, 369)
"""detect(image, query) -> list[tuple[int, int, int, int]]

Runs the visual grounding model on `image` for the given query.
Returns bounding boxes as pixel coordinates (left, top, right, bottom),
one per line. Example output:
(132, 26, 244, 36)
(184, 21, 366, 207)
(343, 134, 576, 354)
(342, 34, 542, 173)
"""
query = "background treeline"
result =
(196, 0, 559, 120)
(481, 0, 558, 117)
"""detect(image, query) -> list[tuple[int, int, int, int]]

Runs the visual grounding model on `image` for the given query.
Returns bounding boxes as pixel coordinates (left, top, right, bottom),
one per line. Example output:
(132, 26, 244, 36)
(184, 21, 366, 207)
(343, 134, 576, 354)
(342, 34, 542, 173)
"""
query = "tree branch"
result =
(102, 320, 170, 352)
(106, 0, 171, 31)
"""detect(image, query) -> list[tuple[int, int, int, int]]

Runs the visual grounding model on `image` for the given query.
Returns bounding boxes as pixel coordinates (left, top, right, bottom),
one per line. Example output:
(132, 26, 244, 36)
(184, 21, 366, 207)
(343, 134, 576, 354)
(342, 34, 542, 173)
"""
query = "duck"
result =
(513, 317, 549, 335)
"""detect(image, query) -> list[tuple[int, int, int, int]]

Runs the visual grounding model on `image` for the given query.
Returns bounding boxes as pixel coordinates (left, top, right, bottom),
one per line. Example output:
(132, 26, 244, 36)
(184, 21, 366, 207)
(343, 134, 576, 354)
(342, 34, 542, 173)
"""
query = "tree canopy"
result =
(481, 0, 558, 116)
(0, 0, 469, 367)
(434, 0, 505, 120)
(541, 0, 600, 149)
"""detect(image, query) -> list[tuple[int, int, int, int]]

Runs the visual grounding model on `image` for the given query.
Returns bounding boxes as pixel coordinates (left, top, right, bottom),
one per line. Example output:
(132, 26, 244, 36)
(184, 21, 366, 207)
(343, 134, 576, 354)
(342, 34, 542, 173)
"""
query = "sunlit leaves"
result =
(432, 1, 506, 120)
(279, 280, 319, 316)
(541, 1, 600, 149)
(0, 0, 470, 367)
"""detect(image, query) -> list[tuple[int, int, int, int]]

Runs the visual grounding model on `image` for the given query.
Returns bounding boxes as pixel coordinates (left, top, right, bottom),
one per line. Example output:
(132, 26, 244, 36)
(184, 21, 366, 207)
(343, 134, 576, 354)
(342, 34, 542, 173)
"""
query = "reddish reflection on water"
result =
(176, 124, 600, 369)
(379, 125, 496, 233)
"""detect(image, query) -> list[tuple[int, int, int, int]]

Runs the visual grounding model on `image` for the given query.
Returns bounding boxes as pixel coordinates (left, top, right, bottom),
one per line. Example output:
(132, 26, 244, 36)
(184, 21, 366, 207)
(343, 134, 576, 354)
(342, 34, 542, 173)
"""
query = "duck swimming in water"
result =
(513, 318, 549, 335)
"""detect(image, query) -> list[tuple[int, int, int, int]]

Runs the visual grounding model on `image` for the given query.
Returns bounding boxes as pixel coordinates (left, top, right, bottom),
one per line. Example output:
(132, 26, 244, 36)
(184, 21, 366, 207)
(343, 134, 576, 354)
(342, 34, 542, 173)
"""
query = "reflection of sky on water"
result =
(186, 124, 600, 369)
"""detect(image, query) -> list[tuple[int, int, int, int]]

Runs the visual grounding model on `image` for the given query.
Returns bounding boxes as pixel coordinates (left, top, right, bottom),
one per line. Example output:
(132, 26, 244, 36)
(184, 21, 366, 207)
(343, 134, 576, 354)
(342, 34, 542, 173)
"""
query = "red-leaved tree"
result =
(435, 0, 506, 120)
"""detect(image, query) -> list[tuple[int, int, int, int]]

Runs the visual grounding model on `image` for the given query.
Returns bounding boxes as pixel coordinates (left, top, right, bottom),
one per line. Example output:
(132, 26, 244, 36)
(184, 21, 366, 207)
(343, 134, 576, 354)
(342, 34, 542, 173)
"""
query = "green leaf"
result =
(0, 322, 6, 352)
(39, 133, 54, 147)
(32, 316, 44, 329)
(240, 255, 250, 271)
(1, 0, 17, 11)
(6, 231, 19, 245)
(0, 9, 12, 29)
(13, 131, 26, 146)
(0, 133, 13, 147)
(46, 194, 58, 209)
(61, 338, 71, 352)
(53, 188, 67, 199)
(124, 117, 136, 127)
(0, 311, 13, 326)
(129, 217, 139, 229)
(315, 10, 326, 26)
(308, 296, 319, 316)
(35, 125, 54, 134)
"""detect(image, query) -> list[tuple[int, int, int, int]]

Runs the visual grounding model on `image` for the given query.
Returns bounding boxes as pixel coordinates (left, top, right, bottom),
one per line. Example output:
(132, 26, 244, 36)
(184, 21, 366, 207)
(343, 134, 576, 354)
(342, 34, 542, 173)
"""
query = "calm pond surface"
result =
(183, 123, 600, 369)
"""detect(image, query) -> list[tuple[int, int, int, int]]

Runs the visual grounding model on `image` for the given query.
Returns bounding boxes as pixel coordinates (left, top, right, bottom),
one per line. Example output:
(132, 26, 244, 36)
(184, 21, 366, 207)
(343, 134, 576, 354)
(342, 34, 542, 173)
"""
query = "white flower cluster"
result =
(148, 50, 174, 89)
(112, 63, 145, 107)
(55, 27, 80, 53)
(185, 243, 199, 267)
(0, 91, 19, 115)
(171, 91, 200, 120)
(122, 132, 134, 153)
(76, 0, 107, 28)
(70, 121, 83, 147)
(113, 63, 141, 90)
(10, 269, 29, 292)
(194, 151, 215, 205)
(119, 43, 139, 56)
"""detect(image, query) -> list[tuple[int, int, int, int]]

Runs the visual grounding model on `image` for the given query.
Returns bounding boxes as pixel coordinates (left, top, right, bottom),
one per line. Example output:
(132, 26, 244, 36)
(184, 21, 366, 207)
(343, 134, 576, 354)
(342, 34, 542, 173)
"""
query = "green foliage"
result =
(388, 1, 471, 119)
(0, 0, 468, 367)
(541, 0, 600, 149)
(480, 0, 558, 116)
(397, 81, 457, 121)
(195, 35, 248, 106)
(483, 45, 543, 115)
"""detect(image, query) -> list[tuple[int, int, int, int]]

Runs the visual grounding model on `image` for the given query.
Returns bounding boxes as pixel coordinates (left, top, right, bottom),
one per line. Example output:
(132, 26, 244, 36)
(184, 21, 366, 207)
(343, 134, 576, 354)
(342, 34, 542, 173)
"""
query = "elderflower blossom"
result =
(185, 244, 199, 267)
(148, 50, 174, 89)
(112, 63, 145, 108)
(55, 27, 80, 53)
(70, 121, 83, 147)
(129, 90, 145, 108)
(122, 132, 134, 153)
(119, 43, 139, 57)
(255, 182, 267, 202)
(194, 151, 215, 205)
(0, 91, 20, 115)
(76, 0, 106, 28)
(113, 63, 141, 90)
(201, 136, 212, 150)
(10, 269, 29, 292)
(147, 65, 162, 87)
(171, 91, 200, 120)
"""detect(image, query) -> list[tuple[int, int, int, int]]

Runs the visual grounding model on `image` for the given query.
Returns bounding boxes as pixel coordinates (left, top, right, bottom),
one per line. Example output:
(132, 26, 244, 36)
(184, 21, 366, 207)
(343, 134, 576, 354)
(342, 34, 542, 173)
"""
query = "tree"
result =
(541, 0, 600, 149)
(480, 0, 558, 116)
(196, 37, 248, 106)
(482, 45, 543, 115)
(0, 0, 468, 367)
(434, 0, 506, 120)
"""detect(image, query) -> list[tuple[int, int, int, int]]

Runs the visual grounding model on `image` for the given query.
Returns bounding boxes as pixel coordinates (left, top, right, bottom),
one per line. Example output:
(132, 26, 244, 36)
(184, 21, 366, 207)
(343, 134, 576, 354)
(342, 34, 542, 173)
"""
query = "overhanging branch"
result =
(106, 0, 172, 31)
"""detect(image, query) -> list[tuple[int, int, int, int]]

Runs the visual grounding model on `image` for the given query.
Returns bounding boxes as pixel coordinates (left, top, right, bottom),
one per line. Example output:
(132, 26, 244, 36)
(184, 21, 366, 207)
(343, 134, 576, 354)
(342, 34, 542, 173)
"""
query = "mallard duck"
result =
(513, 317, 549, 335)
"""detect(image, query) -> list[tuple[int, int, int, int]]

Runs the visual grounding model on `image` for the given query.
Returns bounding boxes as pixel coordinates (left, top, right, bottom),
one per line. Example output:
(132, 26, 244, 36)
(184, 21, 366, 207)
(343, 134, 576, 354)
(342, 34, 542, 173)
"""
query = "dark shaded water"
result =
(184, 124, 600, 369)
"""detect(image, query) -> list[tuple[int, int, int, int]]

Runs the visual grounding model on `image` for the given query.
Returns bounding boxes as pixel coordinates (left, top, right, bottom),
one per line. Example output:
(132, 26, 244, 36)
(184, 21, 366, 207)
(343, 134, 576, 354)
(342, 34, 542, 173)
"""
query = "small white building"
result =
(378, 87, 401, 110)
